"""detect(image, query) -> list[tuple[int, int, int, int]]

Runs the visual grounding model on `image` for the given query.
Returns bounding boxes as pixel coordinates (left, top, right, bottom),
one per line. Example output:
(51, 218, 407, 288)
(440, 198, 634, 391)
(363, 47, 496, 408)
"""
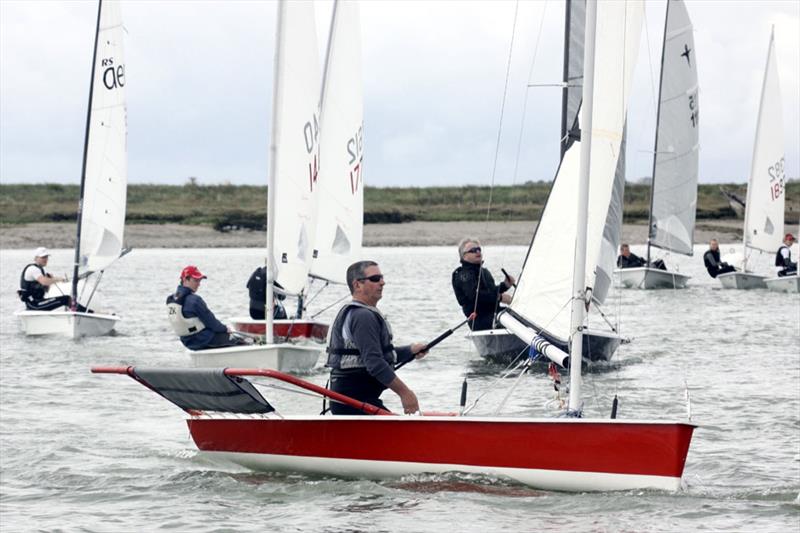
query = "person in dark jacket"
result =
(166, 265, 246, 350)
(451, 238, 514, 331)
(703, 239, 736, 278)
(18, 246, 89, 312)
(246, 265, 288, 320)
(616, 244, 646, 269)
(775, 233, 797, 277)
(325, 260, 428, 415)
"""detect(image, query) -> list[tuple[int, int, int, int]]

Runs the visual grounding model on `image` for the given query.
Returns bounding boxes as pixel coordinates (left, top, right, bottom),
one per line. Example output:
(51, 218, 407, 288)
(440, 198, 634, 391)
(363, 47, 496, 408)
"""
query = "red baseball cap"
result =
(181, 265, 207, 280)
(786, 233, 796, 241)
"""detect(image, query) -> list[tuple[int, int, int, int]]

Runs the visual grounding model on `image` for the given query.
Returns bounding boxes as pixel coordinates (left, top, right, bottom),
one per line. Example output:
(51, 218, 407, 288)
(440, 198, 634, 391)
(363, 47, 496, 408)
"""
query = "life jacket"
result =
(166, 292, 206, 337)
(18, 263, 46, 302)
(325, 301, 396, 370)
(775, 245, 791, 268)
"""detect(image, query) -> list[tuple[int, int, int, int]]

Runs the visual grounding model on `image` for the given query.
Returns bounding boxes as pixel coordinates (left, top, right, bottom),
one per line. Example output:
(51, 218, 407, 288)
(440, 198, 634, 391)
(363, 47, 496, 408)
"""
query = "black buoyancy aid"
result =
(326, 301, 395, 370)
(775, 245, 791, 267)
(19, 263, 46, 301)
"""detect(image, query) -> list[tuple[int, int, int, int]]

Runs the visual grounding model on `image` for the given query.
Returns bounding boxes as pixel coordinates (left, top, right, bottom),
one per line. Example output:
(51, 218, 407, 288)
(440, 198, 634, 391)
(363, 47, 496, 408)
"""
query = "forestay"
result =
(501, 1, 643, 344)
(269, 0, 321, 295)
(743, 29, 785, 253)
(648, 0, 699, 256)
(310, 1, 364, 285)
(79, 0, 127, 273)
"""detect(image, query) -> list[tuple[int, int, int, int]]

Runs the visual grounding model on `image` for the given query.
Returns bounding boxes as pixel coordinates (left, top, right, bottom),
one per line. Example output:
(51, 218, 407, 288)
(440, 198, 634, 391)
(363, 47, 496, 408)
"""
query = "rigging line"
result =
(462, 357, 528, 415)
(471, 0, 521, 324)
(310, 292, 349, 319)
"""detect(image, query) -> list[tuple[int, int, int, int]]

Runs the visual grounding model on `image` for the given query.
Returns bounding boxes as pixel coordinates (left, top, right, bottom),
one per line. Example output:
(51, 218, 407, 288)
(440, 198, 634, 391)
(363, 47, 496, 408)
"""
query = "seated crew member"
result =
(246, 265, 288, 320)
(166, 265, 247, 350)
(775, 233, 798, 277)
(703, 239, 736, 278)
(616, 243, 667, 270)
(325, 260, 428, 415)
(18, 247, 89, 312)
(451, 238, 514, 331)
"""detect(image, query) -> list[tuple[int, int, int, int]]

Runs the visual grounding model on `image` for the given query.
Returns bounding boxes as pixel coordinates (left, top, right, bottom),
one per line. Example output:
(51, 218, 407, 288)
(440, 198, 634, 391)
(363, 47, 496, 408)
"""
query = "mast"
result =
(265, 1, 286, 345)
(71, 0, 103, 308)
(568, 0, 597, 412)
(645, 0, 670, 267)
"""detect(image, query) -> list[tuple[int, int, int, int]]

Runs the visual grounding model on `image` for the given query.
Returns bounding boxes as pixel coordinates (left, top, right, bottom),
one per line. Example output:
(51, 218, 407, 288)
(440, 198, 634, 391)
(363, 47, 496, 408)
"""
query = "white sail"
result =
(743, 29, 785, 254)
(501, 1, 643, 344)
(648, 0, 699, 257)
(79, 0, 127, 273)
(269, 0, 321, 295)
(310, 0, 364, 285)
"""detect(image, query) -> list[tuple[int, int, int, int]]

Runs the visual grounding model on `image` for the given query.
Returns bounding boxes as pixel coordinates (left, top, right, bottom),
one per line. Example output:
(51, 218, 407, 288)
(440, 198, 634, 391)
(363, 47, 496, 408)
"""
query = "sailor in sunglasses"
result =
(451, 238, 515, 331)
(326, 260, 428, 415)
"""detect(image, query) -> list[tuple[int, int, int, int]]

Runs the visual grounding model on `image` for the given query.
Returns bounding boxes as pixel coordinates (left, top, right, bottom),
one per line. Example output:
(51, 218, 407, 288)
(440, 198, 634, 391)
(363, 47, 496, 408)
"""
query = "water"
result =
(1, 245, 798, 532)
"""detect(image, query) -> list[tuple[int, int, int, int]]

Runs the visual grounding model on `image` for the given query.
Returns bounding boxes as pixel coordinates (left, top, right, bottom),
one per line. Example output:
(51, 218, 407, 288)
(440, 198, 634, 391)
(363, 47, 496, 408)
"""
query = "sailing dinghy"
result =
(95, 2, 695, 493)
(721, 30, 794, 293)
(191, 0, 365, 370)
(615, 0, 698, 290)
(15, 0, 127, 338)
(469, 0, 629, 365)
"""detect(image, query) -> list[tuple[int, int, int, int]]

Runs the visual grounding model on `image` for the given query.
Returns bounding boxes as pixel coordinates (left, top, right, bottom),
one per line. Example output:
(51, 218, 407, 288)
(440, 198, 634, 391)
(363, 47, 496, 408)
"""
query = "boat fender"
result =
(166, 299, 206, 337)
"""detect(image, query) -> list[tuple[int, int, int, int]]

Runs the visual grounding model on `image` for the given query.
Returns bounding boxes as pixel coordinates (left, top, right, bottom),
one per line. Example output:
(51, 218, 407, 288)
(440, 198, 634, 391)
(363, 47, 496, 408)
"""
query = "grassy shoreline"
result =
(1, 182, 797, 229)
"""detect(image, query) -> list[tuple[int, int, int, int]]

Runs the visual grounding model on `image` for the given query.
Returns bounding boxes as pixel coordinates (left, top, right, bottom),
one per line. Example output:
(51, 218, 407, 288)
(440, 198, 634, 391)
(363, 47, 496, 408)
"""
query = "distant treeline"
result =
(1, 181, 798, 231)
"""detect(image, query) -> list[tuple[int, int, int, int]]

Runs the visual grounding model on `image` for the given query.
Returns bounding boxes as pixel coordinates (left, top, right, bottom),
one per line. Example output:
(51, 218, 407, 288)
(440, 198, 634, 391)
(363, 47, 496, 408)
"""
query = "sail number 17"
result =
(768, 156, 785, 201)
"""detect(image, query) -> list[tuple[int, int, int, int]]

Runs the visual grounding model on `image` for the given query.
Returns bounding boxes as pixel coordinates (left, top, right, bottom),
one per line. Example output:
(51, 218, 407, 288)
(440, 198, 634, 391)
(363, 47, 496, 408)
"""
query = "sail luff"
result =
(71, 0, 104, 306)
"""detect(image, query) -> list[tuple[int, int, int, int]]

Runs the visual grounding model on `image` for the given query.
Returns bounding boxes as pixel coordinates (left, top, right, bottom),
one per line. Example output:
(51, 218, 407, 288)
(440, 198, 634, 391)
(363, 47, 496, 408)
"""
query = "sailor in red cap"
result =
(775, 233, 797, 277)
(166, 265, 246, 350)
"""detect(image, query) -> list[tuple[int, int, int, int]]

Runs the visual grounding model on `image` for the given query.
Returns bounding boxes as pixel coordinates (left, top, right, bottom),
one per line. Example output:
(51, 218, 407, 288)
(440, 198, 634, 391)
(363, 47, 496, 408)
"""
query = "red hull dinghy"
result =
(92, 366, 694, 492)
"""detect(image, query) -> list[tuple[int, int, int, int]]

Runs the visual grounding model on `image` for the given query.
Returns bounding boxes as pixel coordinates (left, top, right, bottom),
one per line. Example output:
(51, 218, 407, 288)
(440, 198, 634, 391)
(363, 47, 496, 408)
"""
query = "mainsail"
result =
(647, 0, 699, 257)
(268, 0, 321, 295)
(78, 0, 127, 274)
(743, 29, 785, 254)
(501, 1, 643, 344)
(310, 0, 364, 284)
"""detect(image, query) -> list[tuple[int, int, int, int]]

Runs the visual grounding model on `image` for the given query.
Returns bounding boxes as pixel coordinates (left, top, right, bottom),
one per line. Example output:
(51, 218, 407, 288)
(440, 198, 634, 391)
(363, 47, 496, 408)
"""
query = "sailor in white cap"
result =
(18, 247, 83, 311)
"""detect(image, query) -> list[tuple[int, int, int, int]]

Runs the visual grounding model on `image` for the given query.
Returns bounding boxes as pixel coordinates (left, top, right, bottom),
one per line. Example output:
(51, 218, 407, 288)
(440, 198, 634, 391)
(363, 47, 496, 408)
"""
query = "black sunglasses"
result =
(466, 247, 482, 254)
(357, 274, 384, 283)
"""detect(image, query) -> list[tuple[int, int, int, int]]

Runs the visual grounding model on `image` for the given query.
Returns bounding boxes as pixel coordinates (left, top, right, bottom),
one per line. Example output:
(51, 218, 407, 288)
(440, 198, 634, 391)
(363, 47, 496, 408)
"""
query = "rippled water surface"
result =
(1, 245, 798, 532)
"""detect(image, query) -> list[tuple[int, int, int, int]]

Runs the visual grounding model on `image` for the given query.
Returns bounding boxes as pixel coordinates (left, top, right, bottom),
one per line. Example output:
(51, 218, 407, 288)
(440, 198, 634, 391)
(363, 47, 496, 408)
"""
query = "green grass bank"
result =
(1, 181, 798, 231)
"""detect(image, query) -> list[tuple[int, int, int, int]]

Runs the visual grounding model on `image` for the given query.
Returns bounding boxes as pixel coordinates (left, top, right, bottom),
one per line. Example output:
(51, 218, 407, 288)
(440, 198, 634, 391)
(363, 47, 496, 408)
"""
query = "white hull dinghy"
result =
(15, 310, 119, 338)
(92, 366, 696, 493)
(764, 274, 800, 293)
(188, 343, 322, 373)
(17, 0, 130, 337)
(468, 328, 628, 365)
(717, 271, 767, 290)
(616, 266, 690, 290)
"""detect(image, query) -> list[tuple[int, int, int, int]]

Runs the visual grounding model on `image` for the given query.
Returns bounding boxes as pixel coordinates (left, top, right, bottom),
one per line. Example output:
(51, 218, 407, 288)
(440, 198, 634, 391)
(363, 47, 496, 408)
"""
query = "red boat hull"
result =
(187, 417, 694, 491)
(230, 319, 329, 342)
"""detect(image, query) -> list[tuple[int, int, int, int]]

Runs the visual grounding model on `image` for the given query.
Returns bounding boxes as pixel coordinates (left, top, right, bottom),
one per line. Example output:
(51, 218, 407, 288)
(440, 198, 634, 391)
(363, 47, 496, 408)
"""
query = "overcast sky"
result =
(1, 0, 798, 187)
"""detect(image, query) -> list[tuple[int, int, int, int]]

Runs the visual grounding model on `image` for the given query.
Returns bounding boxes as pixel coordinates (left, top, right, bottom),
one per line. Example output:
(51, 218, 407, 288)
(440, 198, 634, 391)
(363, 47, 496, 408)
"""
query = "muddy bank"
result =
(0, 220, 743, 250)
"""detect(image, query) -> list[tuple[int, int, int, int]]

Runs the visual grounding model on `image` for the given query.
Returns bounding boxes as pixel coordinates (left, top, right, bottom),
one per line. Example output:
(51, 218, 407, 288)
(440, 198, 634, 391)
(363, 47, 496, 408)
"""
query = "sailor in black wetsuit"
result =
(703, 239, 736, 278)
(617, 243, 667, 270)
(18, 247, 83, 311)
(166, 265, 247, 350)
(775, 233, 797, 277)
(246, 266, 288, 320)
(451, 238, 514, 331)
(325, 260, 428, 415)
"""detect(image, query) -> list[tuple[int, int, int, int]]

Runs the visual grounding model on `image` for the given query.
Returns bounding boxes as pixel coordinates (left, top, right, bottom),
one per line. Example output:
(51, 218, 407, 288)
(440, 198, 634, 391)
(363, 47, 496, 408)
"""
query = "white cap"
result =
(34, 247, 50, 258)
